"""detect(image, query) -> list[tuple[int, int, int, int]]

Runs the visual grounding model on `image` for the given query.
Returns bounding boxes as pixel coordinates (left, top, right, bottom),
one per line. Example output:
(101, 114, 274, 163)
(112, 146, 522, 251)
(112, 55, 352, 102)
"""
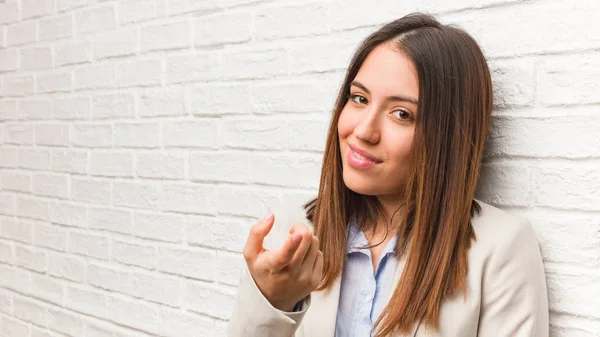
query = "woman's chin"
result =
(342, 174, 380, 196)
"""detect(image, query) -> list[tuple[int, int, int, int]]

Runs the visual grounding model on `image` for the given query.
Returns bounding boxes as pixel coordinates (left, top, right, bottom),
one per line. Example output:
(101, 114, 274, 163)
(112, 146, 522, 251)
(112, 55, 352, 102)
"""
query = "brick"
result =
(476, 162, 535, 207)
(288, 38, 357, 74)
(132, 211, 184, 242)
(186, 216, 249, 253)
(136, 152, 185, 179)
(22, 0, 56, 19)
(89, 206, 132, 234)
(1, 315, 30, 337)
(539, 53, 600, 106)
(58, 0, 95, 11)
(54, 96, 91, 119)
(55, 39, 93, 66)
(191, 83, 250, 115)
(0, 241, 14, 264)
(17, 196, 50, 221)
(112, 240, 156, 269)
(49, 201, 87, 227)
(0, 217, 33, 243)
(1, 170, 31, 192)
(72, 123, 112, 148)
(74, 64, 116, 90)
(0, 48, 18, 72)
(168, 0, 223, 15)
(36, 71, 72, 93)
(6, 21, 37, 46)
(18, 98, 52, 119)
(116, 59, 161, 87)
(16, 245, 47, 272)
(90, 151, 134, 177)
(69, 232, 109, 259)
(222, 48, 286, 80)
(32, 172, 69, 199)
(5, 123, 34, 145)
(0, 3, 19, 24)
(160, 183, 216, 215)
(3, 75, 35, 97)
(156, 246, 216, 281)
(141, 21, 191, 51)
(39, 13, 73, 41)
(194, 12, 251, 46)
(546, 270, 600, 319)
(50, 149, 87, 174)
(217, 251, 246, 286)
(71, 177, 111, 205)
(157, 307, 214, 337)
(75, 4, 117, 34)
(184, 281, 235, 319)
(132, 271, 181, 306)
(189, 151, 250, 183)
(221, 118, 287, 150)
(0, 101, 18, 121)
(251, 78, 336, 114)
(535, 162, 600, 211)
(217, 185, 280, 217)
(18, 148, 51, 171)
(48, 252, 86, 282)
(487, 114, 600, 159)
(255, 3, 328, 40)
(88, 263, 133, 294)
(30, 273, 64, 306)
(46, 307, 86, 336)
(36, 123, 70, 146)
(33, 221, 68, 251)
(166, 52, 221, 83)
(112, 181, 160, 210)
(114, 122, 160, 148)
(163, 119, 218, 148)
(13, 296, 47, 324)
(287, 118, 328, 151)
(95, 28, 137, 59)
(0, 194, 17, 216)
(119, 0, 166, 24)
(66, 286, 160, 334)
(249, 152, 321, 189)
(455, 0, 600, 57)
(139, 87, 187, 117)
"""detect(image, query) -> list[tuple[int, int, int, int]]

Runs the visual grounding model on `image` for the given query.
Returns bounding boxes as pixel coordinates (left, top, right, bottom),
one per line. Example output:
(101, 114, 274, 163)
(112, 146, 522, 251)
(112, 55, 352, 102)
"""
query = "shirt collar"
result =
(346, 215, 398, 255)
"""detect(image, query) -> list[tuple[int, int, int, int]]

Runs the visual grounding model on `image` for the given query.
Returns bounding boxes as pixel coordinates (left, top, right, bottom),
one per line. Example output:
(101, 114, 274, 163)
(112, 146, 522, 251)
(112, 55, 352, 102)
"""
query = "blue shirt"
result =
(335, 216, 399, 337)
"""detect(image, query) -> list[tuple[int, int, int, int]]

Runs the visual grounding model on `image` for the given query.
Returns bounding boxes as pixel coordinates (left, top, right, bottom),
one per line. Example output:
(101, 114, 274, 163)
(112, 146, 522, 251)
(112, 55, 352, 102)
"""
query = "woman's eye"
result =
(392, 109, 412, 121)
(350, 94, 367, 104)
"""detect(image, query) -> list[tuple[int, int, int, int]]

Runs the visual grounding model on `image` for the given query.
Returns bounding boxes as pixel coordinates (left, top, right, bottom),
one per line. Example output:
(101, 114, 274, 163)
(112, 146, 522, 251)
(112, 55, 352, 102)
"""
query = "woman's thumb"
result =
(245, 212, 274, 256)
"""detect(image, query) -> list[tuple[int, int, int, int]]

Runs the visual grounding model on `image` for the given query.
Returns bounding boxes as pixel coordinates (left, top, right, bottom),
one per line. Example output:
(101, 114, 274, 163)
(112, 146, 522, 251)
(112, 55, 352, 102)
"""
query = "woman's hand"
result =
(242, 212, 324, 312)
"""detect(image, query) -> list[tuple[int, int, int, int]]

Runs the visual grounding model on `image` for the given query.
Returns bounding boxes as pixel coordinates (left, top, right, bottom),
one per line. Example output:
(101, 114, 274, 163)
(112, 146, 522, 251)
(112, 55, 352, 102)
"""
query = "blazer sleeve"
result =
(477, 219, 549, 337)
(226, 263, 311, 337)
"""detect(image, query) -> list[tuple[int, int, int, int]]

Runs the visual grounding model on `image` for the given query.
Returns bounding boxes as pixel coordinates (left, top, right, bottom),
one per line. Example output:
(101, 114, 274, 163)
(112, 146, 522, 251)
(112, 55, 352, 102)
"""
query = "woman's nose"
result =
(353, 107, 381, 144)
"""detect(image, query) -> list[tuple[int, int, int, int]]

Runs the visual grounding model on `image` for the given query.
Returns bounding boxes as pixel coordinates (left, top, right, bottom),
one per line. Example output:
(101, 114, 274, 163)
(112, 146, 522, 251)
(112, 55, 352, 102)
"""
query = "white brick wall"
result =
(0, 0, 598, 336)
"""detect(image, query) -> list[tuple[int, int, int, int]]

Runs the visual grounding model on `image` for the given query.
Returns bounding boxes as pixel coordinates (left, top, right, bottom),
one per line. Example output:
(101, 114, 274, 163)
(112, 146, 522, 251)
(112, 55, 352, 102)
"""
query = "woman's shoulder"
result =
(469, 199, 541, 264)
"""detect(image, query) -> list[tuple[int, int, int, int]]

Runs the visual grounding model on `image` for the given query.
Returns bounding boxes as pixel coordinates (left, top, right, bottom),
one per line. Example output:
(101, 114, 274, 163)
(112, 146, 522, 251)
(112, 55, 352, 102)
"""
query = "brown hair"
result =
(303, 13, 493, 336)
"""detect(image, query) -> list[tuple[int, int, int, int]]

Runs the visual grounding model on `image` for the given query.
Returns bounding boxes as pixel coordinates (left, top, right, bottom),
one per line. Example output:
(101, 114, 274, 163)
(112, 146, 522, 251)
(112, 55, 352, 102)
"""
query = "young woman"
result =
(227, 13, 549, 337)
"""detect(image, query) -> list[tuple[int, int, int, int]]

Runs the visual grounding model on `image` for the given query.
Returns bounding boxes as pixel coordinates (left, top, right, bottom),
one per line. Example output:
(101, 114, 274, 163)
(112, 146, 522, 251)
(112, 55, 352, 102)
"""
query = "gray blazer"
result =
(227, 200, 549, 337)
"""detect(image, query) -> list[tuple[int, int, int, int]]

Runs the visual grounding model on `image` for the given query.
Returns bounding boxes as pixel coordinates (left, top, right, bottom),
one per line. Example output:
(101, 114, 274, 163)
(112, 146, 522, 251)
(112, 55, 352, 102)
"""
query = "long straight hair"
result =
(303, 13, 493, 336)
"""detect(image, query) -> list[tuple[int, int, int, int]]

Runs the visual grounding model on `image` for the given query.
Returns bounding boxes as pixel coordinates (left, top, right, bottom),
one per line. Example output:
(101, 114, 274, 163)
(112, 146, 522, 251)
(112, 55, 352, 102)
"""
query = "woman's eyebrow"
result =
(351, 80, 419, 105)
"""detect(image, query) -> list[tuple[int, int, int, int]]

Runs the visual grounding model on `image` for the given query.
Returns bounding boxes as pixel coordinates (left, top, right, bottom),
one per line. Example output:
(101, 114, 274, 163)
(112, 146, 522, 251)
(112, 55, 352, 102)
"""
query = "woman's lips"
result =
(347, 147, 381, 168)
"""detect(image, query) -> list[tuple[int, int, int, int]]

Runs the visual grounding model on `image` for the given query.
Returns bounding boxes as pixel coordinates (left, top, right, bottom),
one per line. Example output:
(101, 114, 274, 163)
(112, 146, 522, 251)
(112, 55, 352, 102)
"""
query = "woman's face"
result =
(338, 42, 419, 202)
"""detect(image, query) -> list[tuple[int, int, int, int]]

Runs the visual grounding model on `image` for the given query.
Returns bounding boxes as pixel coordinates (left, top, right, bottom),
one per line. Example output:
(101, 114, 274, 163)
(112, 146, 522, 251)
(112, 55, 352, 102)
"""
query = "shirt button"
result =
(365, 295, 373, 303)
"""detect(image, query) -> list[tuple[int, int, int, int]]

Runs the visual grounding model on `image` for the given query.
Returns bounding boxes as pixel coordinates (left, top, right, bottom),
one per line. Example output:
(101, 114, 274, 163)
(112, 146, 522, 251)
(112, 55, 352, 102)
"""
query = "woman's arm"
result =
(477, 219, 549, 336)
(227, 264, 311, 337)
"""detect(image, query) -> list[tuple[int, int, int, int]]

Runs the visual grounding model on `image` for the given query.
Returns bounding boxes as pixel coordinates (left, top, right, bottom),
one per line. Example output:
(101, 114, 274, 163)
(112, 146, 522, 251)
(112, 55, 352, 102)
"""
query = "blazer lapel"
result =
(302, 274, 342, 337)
